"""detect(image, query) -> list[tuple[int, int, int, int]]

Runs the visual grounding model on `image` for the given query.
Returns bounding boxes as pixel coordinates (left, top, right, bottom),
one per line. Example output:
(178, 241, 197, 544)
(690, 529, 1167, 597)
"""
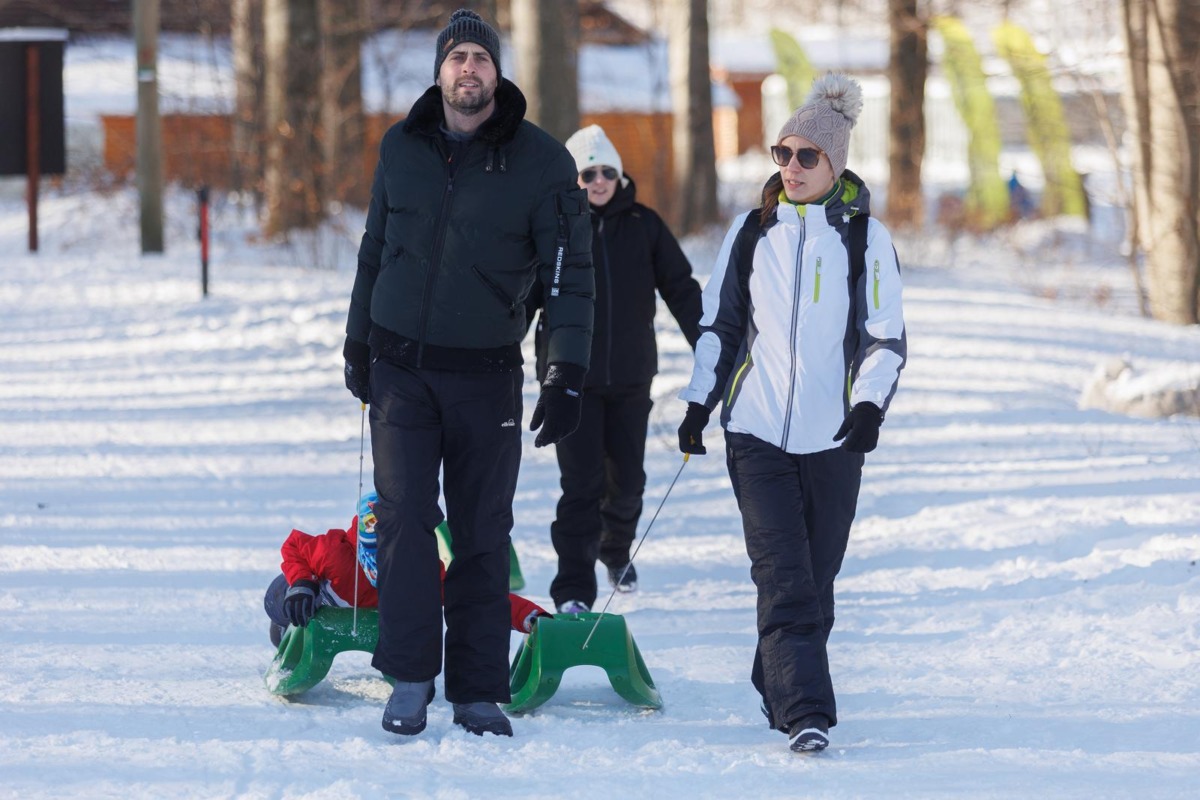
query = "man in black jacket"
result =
(340, 9, 593, 739)
(529, 125, 701, 613)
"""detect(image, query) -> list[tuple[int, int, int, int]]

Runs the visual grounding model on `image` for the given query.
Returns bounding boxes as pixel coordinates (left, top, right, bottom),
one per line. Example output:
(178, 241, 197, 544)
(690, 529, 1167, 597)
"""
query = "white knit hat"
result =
(777, 73, 863, 177)
(565, 124, 624, 182)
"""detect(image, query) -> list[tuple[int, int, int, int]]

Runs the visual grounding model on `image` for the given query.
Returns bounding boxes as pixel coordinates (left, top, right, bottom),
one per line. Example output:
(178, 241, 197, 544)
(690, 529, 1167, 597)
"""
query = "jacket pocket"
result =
(727, 352, 754, 406)
(471, 266, 519, 318)
(557, 188, 592, 265)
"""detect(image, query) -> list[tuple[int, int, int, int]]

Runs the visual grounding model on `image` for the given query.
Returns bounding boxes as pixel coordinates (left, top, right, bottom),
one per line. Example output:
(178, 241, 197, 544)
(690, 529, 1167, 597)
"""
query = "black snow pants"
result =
(368, 358, 522, 704)
(549, 383, 652, 607)
(725, 431, 863, 730)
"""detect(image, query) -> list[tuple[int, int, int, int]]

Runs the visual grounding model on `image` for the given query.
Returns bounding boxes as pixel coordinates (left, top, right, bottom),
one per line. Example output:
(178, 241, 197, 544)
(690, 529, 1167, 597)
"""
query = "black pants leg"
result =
(549, 391, 605, 607)
(368, 360, 521, 704)
(439, 368, 522, 703)
(263, 573, 292, 629)
(369, 361, 447, 685)
(727, 432, 862, 730)
(598, 385, 652, 569)
(549, 384, 651, 606)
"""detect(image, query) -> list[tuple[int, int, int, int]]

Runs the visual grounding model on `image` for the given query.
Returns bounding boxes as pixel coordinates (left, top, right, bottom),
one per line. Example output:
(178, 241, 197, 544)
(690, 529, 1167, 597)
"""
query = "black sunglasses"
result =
(770, 146, 823, 169)
(580, 166, 619, 183)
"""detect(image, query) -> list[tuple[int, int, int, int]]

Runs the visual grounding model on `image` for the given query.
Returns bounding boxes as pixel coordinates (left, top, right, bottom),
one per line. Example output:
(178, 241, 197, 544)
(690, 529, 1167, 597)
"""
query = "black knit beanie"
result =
(434, 9, 502, 81)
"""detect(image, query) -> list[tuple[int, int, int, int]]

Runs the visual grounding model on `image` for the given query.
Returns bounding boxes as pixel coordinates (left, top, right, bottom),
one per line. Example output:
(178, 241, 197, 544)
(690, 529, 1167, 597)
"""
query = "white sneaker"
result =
(556, 599, 591, 614)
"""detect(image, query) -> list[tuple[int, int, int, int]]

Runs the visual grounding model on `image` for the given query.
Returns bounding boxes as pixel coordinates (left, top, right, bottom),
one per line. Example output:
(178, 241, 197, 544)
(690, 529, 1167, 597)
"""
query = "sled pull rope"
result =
(582, 454, 689, 650)
(352, 402, 366, 635)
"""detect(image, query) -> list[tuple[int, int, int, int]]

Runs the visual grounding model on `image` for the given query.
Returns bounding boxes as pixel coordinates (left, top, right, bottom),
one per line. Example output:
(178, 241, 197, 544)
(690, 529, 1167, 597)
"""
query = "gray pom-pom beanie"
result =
(434, 9, 502, 81)
(777, 73, 864, 177)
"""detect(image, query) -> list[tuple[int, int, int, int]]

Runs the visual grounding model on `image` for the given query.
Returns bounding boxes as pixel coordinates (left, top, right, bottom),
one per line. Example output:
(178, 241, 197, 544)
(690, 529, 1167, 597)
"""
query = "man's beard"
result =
(442, 79, 496, 116)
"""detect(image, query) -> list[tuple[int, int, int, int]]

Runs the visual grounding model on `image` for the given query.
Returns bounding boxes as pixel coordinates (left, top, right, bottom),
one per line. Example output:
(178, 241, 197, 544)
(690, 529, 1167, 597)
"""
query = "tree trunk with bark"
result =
(887, 0, 927, 229)
(1122, 0, 1200, 324)
(319, 0, 366, 208)
(263, 0, 323, 236)
(667, 0, 719, 234)
(511, 0, 579, 144)
(231, 0, 263, 200)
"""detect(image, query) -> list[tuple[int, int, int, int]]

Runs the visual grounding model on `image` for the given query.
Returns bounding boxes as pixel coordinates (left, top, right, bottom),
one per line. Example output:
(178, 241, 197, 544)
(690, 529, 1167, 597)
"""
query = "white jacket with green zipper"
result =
(680, 171, 906, 455)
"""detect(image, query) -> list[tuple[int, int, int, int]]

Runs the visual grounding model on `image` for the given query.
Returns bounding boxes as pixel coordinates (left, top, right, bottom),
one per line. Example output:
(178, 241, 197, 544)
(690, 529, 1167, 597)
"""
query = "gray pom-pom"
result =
(805, 73, 863, 125)
(450, 9, 481, 22)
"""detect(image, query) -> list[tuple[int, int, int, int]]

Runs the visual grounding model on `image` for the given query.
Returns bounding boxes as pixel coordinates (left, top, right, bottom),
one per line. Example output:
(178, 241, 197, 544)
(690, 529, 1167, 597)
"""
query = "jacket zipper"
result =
(599, 216, 613, 385)
(813, 256, 822, 302)
(417, 152, 458, 366)
(780, 217, 805, 449)
(471, 266, 518, 317)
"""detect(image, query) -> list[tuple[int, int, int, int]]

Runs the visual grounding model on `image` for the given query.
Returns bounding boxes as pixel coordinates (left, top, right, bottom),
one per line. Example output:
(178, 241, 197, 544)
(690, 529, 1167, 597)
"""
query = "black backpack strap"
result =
(848, 213, 868, 288)
(741, 207, 763, 235)
(734, 208, 764, 296)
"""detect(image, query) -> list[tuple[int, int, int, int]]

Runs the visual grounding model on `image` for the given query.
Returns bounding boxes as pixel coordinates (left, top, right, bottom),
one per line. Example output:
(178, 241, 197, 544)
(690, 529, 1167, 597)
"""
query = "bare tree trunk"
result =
(319, 0, 366, 208)
(231, 0, 263, 201)
(668, 0, 719, 234)
(511, 0, 579, 143)
(263, 0, 323, 236)
(886, 0, 927, 229)
(1122, 0, 1200, 324)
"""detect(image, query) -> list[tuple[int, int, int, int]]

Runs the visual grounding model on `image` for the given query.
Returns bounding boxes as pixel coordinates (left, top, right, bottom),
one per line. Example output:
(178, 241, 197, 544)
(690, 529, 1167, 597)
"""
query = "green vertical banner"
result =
(769, 28, 817, 111)
(993, 21, 1087, 219)
(933, 16, 1008, 230)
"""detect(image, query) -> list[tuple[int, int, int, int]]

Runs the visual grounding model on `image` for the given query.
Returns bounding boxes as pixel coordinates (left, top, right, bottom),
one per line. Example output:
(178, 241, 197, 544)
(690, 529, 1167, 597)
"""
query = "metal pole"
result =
(198, 186, 210, 296)
(25, 43, 39, 253)
(581, 455, 689, 650)
(352, 402, 367, 635)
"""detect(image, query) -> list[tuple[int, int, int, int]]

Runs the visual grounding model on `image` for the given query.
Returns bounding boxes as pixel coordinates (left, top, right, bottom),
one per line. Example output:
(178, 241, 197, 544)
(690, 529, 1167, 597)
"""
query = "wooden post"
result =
(25, 43, 39, 252)
(135, 0, 164, 253)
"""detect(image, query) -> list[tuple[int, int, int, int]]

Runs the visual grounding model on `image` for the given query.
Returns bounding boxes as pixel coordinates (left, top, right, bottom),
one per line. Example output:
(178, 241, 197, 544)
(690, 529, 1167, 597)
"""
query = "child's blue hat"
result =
(357, 491, 379, 587)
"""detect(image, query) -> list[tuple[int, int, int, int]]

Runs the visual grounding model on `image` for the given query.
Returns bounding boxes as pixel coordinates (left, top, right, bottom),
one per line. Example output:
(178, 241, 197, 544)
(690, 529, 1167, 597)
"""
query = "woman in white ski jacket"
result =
(677, 73, 906, 753)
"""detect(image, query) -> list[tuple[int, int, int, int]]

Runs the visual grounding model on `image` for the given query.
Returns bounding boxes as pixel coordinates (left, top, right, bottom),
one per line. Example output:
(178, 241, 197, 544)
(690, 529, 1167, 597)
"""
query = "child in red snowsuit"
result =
(263, 514, 549, 647)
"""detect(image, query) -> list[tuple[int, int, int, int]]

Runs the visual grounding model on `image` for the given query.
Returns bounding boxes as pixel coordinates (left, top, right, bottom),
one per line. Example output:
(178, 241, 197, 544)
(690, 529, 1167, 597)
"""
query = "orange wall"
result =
(730, 78, 765, 153)
(579, 111, 674, 214)
(102, 114, 235, 188)
(101, 108, 714, 216)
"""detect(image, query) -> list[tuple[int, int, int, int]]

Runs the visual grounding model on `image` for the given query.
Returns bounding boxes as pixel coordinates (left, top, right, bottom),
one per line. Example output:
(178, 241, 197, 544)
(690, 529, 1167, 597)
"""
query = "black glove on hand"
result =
(530, 363, 586, 448)
(678, 402, 712, 455)
(343, 336, 371, 404)
(283, 579, 320, 628)
(833, 402, 883, 453)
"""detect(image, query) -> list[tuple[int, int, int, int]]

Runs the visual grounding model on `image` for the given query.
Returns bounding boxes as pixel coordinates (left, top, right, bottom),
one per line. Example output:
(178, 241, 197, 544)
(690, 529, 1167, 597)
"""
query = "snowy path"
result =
(1, 189, 1198, 798)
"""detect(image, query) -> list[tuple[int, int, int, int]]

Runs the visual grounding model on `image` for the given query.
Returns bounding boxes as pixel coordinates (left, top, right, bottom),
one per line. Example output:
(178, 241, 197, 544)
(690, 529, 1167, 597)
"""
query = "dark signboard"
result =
(0, 30, 67, 176)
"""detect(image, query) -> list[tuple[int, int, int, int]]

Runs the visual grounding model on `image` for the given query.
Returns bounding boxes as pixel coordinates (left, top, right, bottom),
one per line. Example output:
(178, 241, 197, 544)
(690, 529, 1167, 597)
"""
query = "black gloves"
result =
(530, 363, 586, 448)
(343, 337, 370, 404)
(833, 402, 883, 453)
(283, 579, 320, 628)
(677, 402, 712, 455)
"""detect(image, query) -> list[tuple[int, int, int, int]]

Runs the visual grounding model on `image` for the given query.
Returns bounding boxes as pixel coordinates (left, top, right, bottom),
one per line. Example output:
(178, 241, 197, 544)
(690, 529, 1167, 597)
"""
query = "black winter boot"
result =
(382, 680, 436, 735)
(788, 714, 830, 753)
(452, 702, 513, 737)
(607, 562, 638, 593)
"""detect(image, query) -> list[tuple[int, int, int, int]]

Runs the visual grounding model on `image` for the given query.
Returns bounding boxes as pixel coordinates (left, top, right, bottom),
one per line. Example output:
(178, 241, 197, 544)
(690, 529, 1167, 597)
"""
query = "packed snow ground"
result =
(1, 182, 1198, 799)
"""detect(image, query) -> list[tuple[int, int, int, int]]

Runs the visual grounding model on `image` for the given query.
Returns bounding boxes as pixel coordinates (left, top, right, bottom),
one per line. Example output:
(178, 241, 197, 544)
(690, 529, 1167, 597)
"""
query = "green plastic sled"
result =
(436, 521, 526, 591)
(264, 607, 381, 696)
(504, 612, 662, 714)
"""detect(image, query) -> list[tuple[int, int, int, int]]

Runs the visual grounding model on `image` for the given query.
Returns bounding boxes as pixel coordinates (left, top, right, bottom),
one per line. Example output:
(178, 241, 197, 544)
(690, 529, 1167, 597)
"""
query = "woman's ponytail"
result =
(759, 173, 783, 222)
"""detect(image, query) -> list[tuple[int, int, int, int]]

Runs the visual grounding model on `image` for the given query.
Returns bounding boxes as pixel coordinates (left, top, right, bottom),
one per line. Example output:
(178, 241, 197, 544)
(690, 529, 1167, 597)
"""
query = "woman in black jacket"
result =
(530, 125, 702, 613)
